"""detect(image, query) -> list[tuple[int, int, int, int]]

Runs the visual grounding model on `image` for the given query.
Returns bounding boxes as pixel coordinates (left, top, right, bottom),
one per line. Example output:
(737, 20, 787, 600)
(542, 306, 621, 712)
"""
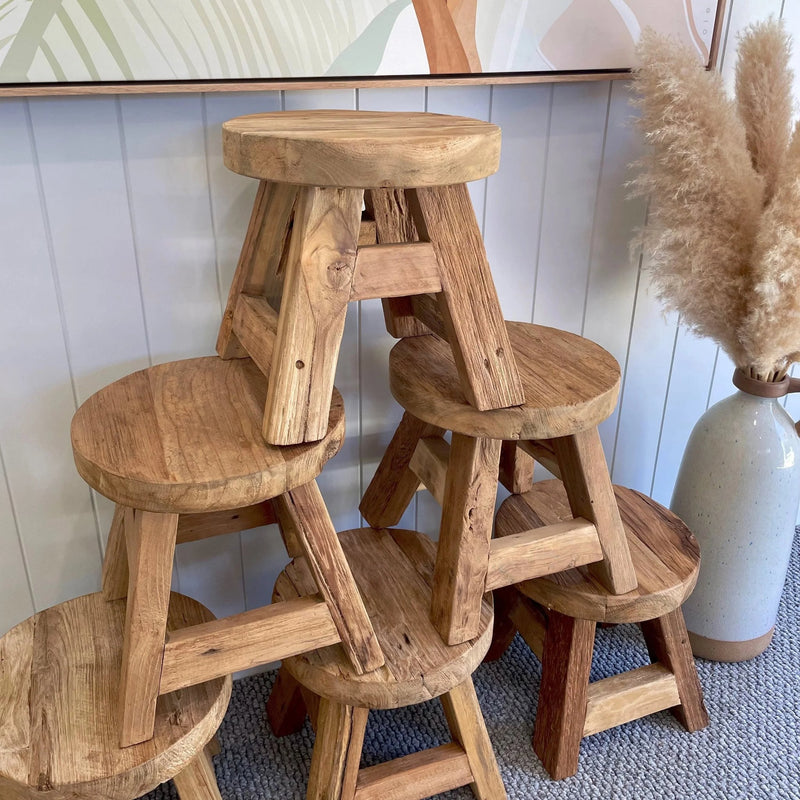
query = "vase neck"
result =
(732, 368, 791, 398)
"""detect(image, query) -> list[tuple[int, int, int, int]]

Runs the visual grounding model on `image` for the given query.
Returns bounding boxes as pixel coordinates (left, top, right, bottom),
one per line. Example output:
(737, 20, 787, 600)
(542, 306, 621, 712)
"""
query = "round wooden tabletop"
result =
(276, 528, 493, 709)
(390, 322, 620, 440)
(495, 481, 700, 624)
(71, 356, 345, 514)
(0, 592, 230, 800)
(222, 110, 501, 188)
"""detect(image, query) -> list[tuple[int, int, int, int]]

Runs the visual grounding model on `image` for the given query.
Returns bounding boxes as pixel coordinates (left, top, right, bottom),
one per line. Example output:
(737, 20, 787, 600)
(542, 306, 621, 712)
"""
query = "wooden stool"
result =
(0, 592, 230, 800)
(268, 527, 506, 800)
(71, 355, 383, 748)
(218, 110, 525, 446)
(361, 321, 638, 645)
(490, 480, 709, 779)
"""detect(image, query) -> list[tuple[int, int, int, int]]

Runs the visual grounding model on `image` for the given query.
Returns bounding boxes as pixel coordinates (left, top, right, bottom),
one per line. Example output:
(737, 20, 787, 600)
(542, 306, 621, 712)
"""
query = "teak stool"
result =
(0, 592, 230, 800)
(490, 480, 709, 779)
(267, 527, 506, 800)
(218, 110, 525, 446)
(71, 356, 382, 747)
(361, 321, 638, 645)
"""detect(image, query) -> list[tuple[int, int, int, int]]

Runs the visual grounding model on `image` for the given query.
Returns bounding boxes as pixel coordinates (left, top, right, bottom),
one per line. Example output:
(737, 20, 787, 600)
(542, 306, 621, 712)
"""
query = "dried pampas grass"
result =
(632, 18, 799, 381)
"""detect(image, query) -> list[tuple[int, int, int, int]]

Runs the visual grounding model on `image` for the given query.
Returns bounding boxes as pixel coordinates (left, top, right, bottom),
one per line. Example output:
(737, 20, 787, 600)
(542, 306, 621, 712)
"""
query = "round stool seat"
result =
(222, 110, 500, 188)
(71, 356, 344, 514)
(496, 480, 700, 623)
(274, 528, 493, 709)
(390, 322, 620, 440)
(0, 592, 230, 800)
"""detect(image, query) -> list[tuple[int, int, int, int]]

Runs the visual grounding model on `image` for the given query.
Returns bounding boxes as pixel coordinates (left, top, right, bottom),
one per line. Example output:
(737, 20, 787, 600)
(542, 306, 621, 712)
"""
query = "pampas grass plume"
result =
(633, 19, 800, 381)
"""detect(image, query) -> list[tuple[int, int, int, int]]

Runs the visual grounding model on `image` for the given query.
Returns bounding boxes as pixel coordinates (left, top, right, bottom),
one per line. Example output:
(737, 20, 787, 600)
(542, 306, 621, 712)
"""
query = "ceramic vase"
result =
(670, 369, 800, 661)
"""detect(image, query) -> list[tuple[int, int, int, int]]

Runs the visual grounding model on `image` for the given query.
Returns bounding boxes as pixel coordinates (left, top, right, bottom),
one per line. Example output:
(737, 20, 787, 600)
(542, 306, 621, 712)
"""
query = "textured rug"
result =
(146, 537, 800, 800)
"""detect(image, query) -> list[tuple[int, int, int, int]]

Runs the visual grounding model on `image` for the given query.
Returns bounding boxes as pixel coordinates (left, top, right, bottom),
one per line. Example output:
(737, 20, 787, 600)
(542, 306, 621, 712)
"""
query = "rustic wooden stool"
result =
(0, 591, 230, 800)
(218, 109, 525, 446)
(490, 480, 709, 780)
(267, 527, 506, 800)
(71, 355, 383, 748)
(360, 321, 638, 646)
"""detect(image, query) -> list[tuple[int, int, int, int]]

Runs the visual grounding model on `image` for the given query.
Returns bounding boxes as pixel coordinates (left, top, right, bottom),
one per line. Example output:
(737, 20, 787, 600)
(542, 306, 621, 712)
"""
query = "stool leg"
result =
(366, 188, 431, 338)
(360, 412, 443, 528)
(101, 504, 128, 601)
(640, 609, 709, 732)
(217, 180, 299, 359)
(173, 747, 223, 800)
(409, 184, 524, 411)
(484, 587, 520, 662)
(533, 611, 596, 780)
(552, 429, 638, 594)
(119, 508, 178, 747)
(498, 441, 535, 495)
(431, 433, 502, 645)
(441, 678, 507, 800)
(267, 665, 308, 737)
(263, 185, 363, 445)
(274, 481, 384, 674)
(307, 698, 368, 800)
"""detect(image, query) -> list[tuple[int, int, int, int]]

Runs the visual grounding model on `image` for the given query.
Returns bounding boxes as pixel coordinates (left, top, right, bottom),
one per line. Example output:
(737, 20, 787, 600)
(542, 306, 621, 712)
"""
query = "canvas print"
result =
(0, 1, 722, 85)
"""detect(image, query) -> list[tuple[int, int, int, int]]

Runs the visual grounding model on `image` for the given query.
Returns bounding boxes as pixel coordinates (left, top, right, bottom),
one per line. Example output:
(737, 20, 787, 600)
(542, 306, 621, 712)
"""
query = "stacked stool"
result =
(219, 109, 518, 799)
(358, 319, 709, 774)
(0, 108, 709, 800)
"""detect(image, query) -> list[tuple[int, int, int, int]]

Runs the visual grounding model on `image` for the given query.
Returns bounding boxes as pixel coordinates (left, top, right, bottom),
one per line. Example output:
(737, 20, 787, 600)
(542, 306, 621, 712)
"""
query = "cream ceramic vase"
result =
(671, 369, 800, 661)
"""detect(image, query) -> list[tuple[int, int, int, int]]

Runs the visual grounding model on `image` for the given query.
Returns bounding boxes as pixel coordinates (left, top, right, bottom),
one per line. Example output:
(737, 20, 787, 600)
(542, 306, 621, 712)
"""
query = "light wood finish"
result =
(359, 413, 443, 528)
(171, 750, 223, 800)
(355, 744, 472, 800)
(275, 528, 493, 709)
(498, 441, 534, 495)
(217, 180, 297, 359)
(72, 356, 345, 513)
(496, 482, 700, 623)
(119, 509, 178, 747)
(582, 663, 680, 737)
(640, 611, 709, 731)
(440, 679, 507, 799)
(263, 185, 363, 444)
(484, 519, 603, 591)
(408, 435, 450, 507)
(552, 429, 637, 593)
(231, 293, 278, 378)
(175, 500, 277, 544)
(0, 592, 230, 800)
(222, 111, 500, 188)
(271, 482, 384, 673)
(366, 187, 430, 339)
(159, 596, 341, 694)
(350, 242, 441, 301)
(307, 699, 368, 800)
(431, 434, 502, 644)
(271, 527, 504, 800)
(491, 483, 707, 779)
(0, 71, 670, 100)
(389, 321, 619, 440)
(101, 505, 129, 601)
(409, 185, 524, 411)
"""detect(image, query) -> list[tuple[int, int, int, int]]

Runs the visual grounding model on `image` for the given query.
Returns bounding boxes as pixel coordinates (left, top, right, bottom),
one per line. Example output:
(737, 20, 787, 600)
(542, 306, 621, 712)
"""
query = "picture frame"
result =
(0, 1, 727, 97)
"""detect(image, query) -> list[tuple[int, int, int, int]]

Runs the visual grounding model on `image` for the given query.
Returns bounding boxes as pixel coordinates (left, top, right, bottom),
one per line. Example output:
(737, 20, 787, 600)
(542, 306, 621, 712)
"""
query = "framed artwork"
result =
(0, 1, 726, 96)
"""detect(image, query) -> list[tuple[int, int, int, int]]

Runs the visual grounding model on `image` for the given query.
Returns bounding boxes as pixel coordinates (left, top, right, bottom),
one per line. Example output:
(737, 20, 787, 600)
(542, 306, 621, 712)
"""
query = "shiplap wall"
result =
(0, 0, 794, 635)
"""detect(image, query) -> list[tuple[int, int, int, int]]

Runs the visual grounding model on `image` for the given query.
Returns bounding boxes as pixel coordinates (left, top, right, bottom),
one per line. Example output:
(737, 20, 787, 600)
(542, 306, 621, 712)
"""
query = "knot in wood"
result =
(326, 259, 354, 290)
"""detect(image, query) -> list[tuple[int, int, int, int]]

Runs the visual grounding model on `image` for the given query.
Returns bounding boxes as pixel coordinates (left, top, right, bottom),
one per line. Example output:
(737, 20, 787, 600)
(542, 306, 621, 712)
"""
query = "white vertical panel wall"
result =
(0, 0, 792, 634)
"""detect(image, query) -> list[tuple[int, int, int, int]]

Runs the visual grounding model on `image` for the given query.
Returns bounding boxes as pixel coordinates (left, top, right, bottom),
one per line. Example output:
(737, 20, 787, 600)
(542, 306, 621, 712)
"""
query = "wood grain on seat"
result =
(222, 110, 500, 188)
(71, 356, 345, 513)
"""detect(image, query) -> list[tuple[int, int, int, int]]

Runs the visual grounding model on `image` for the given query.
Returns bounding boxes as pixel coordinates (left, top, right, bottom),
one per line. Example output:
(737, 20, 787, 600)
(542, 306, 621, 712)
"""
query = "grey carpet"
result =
(146, 536, 800, 800)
